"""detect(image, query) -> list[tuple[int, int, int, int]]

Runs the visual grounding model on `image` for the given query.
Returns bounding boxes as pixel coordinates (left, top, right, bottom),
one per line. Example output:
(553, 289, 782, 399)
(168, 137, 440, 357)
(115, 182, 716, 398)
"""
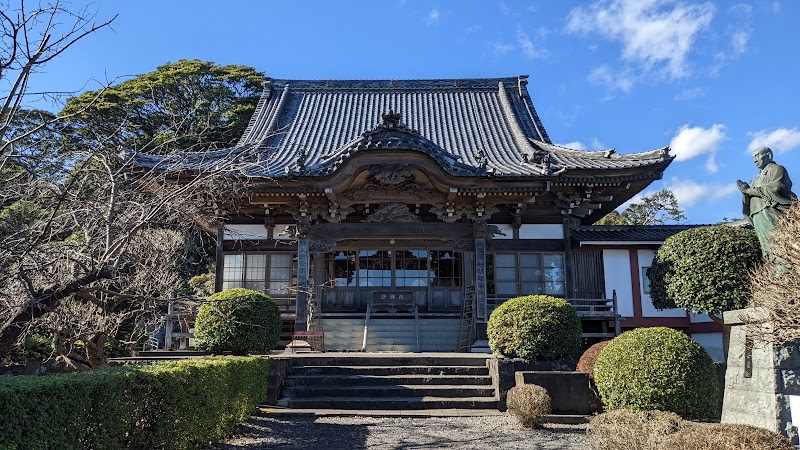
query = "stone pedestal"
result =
(722, 308, 799, 443)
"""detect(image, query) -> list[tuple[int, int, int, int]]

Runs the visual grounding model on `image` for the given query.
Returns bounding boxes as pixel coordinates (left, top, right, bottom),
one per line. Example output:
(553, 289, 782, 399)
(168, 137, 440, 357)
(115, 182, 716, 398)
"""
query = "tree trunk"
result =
(0, 307, 45, 360)
(709, 313, 730, 362)
(85, 332, 109, 368)
(0, 268, 111, 360)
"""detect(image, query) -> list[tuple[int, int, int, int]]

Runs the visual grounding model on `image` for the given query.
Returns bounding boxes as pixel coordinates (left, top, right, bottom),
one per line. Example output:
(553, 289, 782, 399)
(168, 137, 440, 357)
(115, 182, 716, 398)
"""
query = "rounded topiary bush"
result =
(576, 340, 610, 379)
(587, 409, 684, 450)
(506, 384, 551, 429)
(649, 225, 760, 315)
(487, 295, 581, 361)
(660, 422, 794, 450)
(594, 327, 720, 421)
(194, 288, 281, 355)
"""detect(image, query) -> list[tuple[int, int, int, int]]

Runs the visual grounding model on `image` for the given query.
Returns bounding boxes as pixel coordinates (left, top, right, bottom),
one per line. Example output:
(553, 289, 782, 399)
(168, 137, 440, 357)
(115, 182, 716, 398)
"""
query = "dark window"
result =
(487, 253, 565, 297)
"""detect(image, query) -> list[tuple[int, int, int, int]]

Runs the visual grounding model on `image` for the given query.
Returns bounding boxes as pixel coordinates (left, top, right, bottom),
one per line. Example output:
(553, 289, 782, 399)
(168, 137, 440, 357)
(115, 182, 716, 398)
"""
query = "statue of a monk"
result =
(736, 146, 796, 257)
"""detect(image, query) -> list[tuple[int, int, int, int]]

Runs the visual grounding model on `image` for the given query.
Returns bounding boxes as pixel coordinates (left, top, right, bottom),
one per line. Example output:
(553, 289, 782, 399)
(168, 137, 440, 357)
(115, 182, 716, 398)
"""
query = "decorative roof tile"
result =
(572, 225, 703, 242)
(130, 76, 673, 179)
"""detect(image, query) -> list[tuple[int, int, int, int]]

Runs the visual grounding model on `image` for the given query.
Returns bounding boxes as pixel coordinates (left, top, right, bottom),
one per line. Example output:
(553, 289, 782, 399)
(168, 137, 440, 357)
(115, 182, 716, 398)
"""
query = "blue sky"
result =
(23, 0, 800, 224)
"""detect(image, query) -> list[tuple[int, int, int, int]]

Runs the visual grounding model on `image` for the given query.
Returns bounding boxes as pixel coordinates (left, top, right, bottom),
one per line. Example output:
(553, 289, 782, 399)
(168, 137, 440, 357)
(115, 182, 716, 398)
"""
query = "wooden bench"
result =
(290, 330, 325, 352)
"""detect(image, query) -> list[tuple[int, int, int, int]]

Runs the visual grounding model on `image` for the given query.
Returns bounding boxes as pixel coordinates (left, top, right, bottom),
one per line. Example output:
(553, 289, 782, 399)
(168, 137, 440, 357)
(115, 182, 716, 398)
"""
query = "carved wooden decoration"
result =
(364, 203, 422, 223)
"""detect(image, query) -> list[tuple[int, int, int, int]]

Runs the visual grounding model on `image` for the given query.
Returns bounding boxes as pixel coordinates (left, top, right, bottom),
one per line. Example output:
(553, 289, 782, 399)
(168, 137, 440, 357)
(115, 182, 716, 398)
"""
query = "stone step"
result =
(277, 355, 490, 367)
(284, 374, 493, 387)
(288, 365, 489, 376)
(276, 396, 499, 410)
(260, 407, 504, 417)
(283, 385, 496, 398)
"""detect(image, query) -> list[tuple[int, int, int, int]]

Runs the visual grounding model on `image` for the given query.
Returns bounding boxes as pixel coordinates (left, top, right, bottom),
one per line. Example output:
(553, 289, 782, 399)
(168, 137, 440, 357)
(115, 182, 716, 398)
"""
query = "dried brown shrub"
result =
(577, 340, 610, 379)
(747, 201, 800, 344)
(660, 422, 794, 450)
(587, 409, 683, 450)
(506, 384, 551, 429)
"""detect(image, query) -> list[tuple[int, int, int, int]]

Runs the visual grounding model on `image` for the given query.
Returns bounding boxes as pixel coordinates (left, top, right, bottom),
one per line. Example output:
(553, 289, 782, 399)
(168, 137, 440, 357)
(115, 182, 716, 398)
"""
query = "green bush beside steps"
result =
(0, 357, 269, 450)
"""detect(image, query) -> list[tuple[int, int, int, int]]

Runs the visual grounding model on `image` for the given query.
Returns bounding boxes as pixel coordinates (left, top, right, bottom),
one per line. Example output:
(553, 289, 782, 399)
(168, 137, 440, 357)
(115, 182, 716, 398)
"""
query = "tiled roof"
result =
(572, 225, 704, 242)
(130, 76, 673, 179)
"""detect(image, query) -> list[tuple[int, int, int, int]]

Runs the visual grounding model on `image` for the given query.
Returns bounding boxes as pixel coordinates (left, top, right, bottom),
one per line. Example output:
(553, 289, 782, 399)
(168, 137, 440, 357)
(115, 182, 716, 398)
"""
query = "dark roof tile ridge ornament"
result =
(264, 77, 523, 91)
(531, 139, 673, 162)
(496, 80, 552, 177)
(301, 110, 485, 177)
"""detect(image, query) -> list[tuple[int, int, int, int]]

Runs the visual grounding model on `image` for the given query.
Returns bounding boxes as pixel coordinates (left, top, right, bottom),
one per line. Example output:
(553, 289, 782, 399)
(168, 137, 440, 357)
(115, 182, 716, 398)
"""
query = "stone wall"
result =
(722, 309, 799, 444)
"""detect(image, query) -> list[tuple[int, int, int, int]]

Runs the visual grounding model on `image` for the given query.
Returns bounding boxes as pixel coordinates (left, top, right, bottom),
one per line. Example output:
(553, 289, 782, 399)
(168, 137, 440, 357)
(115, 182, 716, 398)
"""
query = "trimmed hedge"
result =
(594, 327, 720, 421)
(194, 288, 282, 354)
(576, 340, 610, 379)
(487, 295, 581, 361)
(649, 225, 760, 315)
(0, 356, 269, 450)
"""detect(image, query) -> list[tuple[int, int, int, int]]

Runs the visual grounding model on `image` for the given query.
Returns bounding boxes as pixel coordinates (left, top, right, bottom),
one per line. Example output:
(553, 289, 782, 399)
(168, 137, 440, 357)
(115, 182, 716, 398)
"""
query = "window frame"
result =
(487, 252, 566, 298)
(221, 252, 297, 298)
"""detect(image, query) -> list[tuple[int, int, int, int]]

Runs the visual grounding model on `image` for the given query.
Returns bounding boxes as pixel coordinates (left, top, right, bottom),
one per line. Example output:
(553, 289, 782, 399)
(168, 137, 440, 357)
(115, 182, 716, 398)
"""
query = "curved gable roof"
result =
(130, 76, 673, 180)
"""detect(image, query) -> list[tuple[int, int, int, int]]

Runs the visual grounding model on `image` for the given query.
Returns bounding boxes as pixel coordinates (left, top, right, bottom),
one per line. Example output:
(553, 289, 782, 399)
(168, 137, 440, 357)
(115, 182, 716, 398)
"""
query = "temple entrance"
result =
(321, 248, 465, 312)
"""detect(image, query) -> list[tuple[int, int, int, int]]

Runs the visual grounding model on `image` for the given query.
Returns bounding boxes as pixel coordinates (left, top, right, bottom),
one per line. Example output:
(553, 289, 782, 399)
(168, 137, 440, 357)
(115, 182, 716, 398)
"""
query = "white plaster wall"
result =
(223, 224, 270, 240)
(272, 224, 295, 240)
(519, 224, 564, 239)
(638, 249, 686, 318)
(490, 224, 514, 239)
(692, 332, 724, 362)
(602, 249, 634, 317)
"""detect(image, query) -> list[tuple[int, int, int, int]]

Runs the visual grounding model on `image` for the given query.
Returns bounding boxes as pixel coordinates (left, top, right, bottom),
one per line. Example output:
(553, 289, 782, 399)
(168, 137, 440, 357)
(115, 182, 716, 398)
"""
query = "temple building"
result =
(136, 76, 690, 352)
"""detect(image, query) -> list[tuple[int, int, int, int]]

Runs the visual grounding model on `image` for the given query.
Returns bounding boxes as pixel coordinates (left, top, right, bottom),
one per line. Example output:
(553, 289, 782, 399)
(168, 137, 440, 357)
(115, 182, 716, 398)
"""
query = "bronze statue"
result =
(737, 146, 796, 256)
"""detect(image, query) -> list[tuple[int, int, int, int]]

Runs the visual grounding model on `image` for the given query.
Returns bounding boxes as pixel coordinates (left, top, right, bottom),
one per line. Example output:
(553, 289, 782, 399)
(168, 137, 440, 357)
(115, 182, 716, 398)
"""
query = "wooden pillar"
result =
(214, 224, 224, 293)
(295, 220, 310, 332)
(563, 217, 580, 298)
(473, 221, 489, 323)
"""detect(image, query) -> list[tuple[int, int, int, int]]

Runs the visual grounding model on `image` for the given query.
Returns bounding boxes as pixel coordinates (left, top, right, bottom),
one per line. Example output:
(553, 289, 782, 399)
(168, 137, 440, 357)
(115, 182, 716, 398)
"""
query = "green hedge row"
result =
(0, 356, 270, 450)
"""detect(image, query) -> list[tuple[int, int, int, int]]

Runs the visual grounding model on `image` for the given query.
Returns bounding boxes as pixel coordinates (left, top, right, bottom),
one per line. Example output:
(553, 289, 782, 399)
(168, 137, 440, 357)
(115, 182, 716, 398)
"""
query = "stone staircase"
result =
(275, 355, 498, 410)
(323, 317, 461, 352)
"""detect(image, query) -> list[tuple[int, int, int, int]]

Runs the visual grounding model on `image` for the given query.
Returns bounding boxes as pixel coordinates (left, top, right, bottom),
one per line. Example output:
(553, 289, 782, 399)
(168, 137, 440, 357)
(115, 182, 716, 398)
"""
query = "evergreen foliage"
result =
(487, 295, 581, 360)
(0, 357, 269, 450)
(194, 288, 281, 355)
(594, 327, 720, 420)
(62, 59, 263, 154)
(595, 189, 686, 225)
(648, 225, 760, 315)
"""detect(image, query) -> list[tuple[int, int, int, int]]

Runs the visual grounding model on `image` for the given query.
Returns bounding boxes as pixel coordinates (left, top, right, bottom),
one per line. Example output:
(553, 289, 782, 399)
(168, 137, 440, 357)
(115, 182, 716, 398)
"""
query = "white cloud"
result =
(558, 138, 606, 151)
(467, 25, 482, 34)
(669, 124, 727, 173)
(663, 177, 738, 208)
(747, 128, 800, 154)
(730, 30, 750, 55)
(674, 87, 705, 101)
(567, 0, 715, 80)
(492, 42, 514, 55)
(560, 141, 587, 150)
(587, 65, 634, 94)
(590, 138, 606, 150)
(516, 26, 548, 60)
(427, 9, 440, 26)
(499, 1, 511, 15)
(772, 1, 781, 14)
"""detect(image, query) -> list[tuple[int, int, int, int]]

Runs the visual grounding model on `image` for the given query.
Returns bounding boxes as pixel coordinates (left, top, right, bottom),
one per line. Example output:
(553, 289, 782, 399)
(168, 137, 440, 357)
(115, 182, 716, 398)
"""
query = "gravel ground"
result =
(214, 414, 591, 450)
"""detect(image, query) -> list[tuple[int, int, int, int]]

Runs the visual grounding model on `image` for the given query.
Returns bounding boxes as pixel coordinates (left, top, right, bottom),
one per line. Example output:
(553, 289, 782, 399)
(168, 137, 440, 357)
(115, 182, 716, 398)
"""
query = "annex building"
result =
(135, 76, 722, 356)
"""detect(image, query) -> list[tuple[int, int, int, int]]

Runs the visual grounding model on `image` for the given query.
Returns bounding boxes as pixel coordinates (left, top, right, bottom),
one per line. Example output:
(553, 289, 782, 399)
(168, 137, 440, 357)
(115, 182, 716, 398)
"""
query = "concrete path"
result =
(214, 410, 591, 450)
